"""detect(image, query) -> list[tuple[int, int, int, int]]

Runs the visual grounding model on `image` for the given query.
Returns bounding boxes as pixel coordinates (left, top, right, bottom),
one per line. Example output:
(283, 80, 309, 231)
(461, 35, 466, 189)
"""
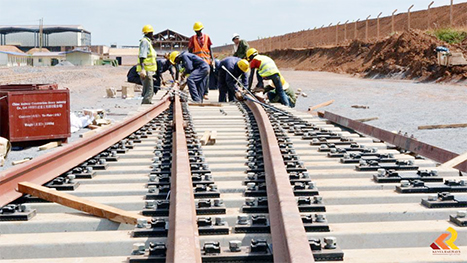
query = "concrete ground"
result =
(282, 70, 467, 154)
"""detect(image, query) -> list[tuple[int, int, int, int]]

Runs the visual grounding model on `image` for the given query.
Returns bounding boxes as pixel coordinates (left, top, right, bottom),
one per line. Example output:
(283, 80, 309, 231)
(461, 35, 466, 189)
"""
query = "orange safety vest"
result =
(192, 34, 212, 64)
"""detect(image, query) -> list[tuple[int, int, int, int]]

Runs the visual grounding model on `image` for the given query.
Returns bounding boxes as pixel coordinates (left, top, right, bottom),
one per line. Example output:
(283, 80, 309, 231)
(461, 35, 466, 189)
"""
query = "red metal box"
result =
(0, 84, 70, 143)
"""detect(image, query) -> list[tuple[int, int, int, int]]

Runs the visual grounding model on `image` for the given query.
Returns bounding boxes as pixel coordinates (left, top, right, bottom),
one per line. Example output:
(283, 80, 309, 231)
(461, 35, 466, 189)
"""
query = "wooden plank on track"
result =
(208, 130, 217, 145)
(418, 123, 467, 130)
(38, 141, 62, 151)
(440, 151, 467, 169)
(355, 117, 379, 122)
(18, 182, 148, 225)
(200, 131, 211, 145)
(308, 100, 335, 111)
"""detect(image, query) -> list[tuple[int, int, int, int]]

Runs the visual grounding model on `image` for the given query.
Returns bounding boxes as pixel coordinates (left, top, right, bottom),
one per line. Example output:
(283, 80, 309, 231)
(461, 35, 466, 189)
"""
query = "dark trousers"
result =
(153, 73, 162, 95)
(217, 70, 235, 102)
(257, 72, 290, 107)
(187, 66, 209, 102)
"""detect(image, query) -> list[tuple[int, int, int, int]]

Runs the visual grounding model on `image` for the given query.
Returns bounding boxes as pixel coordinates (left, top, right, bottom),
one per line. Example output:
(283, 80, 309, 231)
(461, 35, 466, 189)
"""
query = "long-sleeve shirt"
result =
(177, 51, 209, 74)
(233, 39, 249, 59)
(126, 65, 142, 85)
(156, 58, 175, 76)
(219, 57, 248, 88)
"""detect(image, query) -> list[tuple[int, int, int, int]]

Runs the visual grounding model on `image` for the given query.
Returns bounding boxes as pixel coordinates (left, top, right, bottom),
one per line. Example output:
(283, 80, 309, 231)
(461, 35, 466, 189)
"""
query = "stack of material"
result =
(0, 137, 11, 167)
(83, 109, 111, 129)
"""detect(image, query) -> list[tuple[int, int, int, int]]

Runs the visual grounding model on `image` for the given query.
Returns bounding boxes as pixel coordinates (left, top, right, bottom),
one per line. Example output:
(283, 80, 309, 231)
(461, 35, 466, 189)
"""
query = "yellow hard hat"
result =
(246, 48, 258, 61)
(193, 22, 204, 32)
(169, 51, 180, 65)
(142, 25, 154, 34)
(237, 59, 249, 73)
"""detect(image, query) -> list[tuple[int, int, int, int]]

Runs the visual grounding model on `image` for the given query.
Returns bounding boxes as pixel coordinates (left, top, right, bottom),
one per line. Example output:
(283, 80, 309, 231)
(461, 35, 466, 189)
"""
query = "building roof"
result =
(108, 48, 139, 56)
(0, 45, 24, 53)
(27, 48, 50, 54)
(32, 52, 64, 57)
(153, 29, 190, 42)
(0, 25, 90, 35)
(61, 49, 99, 56)
(0, 51, 28, 56)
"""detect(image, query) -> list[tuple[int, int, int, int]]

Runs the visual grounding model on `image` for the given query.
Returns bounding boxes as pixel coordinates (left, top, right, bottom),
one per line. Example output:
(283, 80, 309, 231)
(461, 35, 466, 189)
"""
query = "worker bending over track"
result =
(137, 24, 157, 104)
(127, 56, 174, 93)
(246, 48, 291, 107)
(262, 74, 296, 107)
(169, 51, 209, 103)
(155, 56, 176, 89)
(217, 57, 249, 102)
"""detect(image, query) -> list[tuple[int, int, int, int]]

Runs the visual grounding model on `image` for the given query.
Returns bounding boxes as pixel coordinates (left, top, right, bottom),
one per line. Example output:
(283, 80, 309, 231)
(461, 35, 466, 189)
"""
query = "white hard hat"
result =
(232, 33, 240, 41)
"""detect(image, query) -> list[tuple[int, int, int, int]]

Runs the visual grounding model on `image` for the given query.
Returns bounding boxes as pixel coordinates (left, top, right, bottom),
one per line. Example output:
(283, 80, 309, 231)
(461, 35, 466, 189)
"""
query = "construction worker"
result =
(264, 75, 296, 107)
(246, 48, 290, 107)
(189, 22, 214, 99)
(169, 51, 209, 102)
(126, 65, 143, 85)
(217, 57, 249, 102)
(232, 33, 250, 59)
(137, 24, 157, 104)
(155, 57, 176, 89)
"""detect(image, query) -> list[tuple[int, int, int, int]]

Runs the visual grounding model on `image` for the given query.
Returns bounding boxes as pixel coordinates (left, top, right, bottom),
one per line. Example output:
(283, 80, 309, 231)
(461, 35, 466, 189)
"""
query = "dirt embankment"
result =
(267, 30, 467, 82)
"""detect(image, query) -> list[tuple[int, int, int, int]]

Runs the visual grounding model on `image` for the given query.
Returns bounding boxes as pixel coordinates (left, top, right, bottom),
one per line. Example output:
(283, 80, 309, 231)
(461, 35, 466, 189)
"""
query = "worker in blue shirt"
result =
(127, 58, 174, 95)
(155, 58, 176, 89)
(217, 57, 249, 102)
(169, 51, 209, 102)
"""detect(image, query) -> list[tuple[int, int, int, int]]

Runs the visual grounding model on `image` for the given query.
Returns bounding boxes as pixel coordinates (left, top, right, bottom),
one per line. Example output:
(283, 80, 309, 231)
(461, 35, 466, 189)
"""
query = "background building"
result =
(63, 50, 99, 66)
(0, 46, 30, 67)
(0, 25, 91, 52)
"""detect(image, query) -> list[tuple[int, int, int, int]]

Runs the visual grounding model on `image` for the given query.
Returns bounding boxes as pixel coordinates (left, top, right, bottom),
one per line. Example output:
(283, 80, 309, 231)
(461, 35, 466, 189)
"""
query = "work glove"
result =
(235, 91, 245, 101)
(139, 69, 147, 79)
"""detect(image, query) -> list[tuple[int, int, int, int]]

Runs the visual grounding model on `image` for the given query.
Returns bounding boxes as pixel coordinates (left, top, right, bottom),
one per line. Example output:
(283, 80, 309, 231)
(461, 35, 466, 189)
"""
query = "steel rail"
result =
(0, 97, 171, 207)
(245, 97, 315, 262)
(165, 95, 202, 263)
(321, 111, 467, 172)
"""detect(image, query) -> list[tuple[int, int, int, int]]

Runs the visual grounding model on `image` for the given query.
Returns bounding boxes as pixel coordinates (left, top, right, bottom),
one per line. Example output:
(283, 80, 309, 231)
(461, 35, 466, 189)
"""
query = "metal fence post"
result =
(328, 23, 333, 45)
(311, 27, 318, 46)
(428, 1, 435, 29)
(336, 21, 340, 45)
(450, 0, 454, 26)
(365, 15, 371, 41)
(320, 25, 324, 45)
(344, 20, 349, 41)
(408, 5, 414, 30)
(392, 9, 398, 33)
(377, 12, 383, 38)
(355, 19, 360, 39)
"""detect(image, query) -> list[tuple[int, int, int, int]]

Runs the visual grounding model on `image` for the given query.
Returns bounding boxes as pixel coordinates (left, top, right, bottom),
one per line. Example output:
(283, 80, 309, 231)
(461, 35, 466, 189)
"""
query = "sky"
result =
(0, 0, 464, 47)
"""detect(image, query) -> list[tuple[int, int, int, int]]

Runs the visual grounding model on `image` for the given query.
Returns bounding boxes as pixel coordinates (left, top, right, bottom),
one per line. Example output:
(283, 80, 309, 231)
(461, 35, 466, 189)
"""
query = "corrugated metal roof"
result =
(27, 48, 50, 54)
(32, 52, 64, 57)
(0, 45, 25, 53)
(0, 50, 28, 56)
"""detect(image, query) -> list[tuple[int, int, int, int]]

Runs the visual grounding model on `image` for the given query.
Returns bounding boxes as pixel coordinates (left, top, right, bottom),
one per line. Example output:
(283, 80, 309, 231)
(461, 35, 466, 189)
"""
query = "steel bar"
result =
(0, 97, 171, 207)
(165, 95, 202, 263)
(245, 96, 315, 263)
(321, 111, 467, 172)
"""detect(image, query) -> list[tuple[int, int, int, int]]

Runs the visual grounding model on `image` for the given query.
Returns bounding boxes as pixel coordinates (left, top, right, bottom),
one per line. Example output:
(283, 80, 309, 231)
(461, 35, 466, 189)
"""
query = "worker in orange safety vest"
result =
(189, 22, 215, 100)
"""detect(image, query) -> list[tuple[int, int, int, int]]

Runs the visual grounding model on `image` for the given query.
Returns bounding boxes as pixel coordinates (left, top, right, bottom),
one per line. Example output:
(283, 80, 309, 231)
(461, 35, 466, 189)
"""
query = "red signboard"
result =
(0, 89, 70, 142)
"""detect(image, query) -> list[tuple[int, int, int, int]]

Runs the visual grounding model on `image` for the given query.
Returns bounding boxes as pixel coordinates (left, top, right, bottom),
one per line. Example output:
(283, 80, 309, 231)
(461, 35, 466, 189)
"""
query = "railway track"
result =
(0, 90, 466, 262)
